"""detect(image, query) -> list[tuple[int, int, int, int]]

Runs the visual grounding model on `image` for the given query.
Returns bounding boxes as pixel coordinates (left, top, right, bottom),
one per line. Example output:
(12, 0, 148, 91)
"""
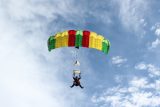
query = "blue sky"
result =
(0, 0, 160, 107)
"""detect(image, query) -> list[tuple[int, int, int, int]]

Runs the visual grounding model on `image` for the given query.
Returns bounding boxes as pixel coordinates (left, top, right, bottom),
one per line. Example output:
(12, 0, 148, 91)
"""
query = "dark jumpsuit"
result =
(70, 74, 83, 88)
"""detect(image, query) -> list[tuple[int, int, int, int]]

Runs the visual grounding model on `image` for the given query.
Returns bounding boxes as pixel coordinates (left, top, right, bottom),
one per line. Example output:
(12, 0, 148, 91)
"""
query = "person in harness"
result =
(70, 73, 84, 89)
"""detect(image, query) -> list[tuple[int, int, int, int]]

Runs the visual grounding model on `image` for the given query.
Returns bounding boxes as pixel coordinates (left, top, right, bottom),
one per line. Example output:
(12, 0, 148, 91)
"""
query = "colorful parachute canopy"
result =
(48, 30, 110, 54)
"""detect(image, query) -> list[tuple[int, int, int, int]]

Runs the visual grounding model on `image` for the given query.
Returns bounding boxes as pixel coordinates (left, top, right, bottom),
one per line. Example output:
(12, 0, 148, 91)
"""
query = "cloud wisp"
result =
(111, 56, 127, 67)
(135, 62, 160, 77)
(117, 0, 149, 35)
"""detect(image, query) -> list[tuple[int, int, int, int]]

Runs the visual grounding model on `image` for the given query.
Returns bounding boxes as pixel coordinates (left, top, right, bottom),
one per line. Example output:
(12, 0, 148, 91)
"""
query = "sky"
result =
(0, 0, 160, 107)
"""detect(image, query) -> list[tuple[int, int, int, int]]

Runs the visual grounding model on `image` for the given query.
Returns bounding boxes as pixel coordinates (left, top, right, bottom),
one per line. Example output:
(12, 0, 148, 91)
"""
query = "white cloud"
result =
(151, 22, 160, 37)
(147, 64, 160, 77)
(135, 63, 147, 70)
(135, 62, 160, 77)
(117, 0, 148, 35)
(112, 56, 127, 66)
(91, 62, 160, 107)
(155, 80, 160, 91)
(129, 77, 148, 88)
(149, 23, 160, 49)
(91, 77, 160, 107)
(150, 38, 160, 48)
(131, 92, 155, 107)
(0, 0, 89, 107)
(155, 28, 160, 36)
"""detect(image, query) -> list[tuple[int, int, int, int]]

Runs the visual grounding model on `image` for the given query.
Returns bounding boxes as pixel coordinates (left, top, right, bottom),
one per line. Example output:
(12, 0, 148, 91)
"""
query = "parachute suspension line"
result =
(73, 47, 81, 76)
(72, 47, 79, 61)
(75, 48, 78, 61)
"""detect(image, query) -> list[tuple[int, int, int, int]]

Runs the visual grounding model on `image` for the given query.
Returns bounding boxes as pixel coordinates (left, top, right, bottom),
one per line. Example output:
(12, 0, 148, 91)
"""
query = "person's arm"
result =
(73, 76, 76, 80)
(72, 73, 75, 79)
(73, 73, 76, 77)
(79, 73, 81, 79)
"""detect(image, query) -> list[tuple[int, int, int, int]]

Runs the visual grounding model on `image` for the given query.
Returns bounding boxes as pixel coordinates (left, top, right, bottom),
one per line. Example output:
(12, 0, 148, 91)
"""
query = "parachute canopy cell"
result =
(48, 30, 110, 54)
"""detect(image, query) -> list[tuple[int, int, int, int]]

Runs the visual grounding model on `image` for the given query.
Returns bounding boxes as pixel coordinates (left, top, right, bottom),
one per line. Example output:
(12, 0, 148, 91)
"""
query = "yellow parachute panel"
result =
(55, 33, 62, 48)
(96, 35, 104, 50)
(61, 31, 69, 47)
(89, 32, 97, 48)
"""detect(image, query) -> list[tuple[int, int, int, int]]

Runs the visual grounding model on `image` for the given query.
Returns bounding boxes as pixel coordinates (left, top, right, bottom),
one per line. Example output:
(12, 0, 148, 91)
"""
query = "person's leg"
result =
(70, 84, 75, 88)
(79, 84, 84, 89)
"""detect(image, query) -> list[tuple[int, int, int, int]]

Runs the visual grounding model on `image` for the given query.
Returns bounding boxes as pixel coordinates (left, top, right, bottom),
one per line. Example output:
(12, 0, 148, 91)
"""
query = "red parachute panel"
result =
(82, 30, 90, 47)
(68, 30, 76, 46)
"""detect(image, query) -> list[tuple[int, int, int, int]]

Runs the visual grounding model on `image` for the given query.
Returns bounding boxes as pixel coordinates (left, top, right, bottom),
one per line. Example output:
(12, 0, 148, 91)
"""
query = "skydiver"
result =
(70, 73, 84, 89)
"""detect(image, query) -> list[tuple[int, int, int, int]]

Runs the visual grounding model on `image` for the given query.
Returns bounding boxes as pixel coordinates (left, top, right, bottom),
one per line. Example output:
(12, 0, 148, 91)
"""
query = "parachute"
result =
(47, 30, 110, 54)
(48, 30, 110, 88)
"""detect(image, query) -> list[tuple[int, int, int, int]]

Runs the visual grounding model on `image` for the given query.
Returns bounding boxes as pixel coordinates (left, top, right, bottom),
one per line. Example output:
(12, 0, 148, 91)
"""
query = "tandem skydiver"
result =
(70, 73, 84, 89)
